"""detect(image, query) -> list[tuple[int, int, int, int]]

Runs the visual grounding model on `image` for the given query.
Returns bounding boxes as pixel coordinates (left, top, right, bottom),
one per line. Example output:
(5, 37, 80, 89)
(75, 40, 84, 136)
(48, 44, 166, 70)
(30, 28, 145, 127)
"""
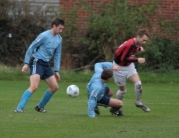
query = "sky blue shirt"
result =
(87, 62, 113, 118)
(24, 30, 62, 72)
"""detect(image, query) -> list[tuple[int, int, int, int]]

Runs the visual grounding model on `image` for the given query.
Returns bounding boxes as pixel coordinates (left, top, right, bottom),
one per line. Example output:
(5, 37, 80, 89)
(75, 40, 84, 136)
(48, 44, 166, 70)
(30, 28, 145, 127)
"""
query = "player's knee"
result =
(50, 85, 59, 92)
(109, 99, 123, 107)
(29, 84, 39, 92)
(135, 81, 142, 90)
(119, 100, 123, 106)
(116, 100, 123, 107)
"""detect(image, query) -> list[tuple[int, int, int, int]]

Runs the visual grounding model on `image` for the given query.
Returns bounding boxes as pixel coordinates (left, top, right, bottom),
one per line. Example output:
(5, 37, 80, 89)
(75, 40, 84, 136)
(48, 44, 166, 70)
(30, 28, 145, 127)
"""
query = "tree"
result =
(80, 0, 158, 61)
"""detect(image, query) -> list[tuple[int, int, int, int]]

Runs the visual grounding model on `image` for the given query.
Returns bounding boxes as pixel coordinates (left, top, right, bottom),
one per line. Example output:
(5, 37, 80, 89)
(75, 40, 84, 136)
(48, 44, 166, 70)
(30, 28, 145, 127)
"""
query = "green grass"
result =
(0, 76, 179, 138)
(1, 64, 179, 83)
(0, 65, 179, 137)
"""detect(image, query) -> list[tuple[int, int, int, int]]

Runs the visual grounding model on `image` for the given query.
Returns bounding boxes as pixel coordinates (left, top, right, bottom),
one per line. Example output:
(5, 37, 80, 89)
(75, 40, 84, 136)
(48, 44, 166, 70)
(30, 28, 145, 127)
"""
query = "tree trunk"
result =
(103, 43, 114, 61)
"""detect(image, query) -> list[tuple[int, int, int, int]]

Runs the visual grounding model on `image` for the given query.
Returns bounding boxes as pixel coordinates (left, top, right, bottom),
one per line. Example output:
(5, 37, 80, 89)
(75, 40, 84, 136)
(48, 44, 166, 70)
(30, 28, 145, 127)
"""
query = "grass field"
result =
(0, 70, 179, 138)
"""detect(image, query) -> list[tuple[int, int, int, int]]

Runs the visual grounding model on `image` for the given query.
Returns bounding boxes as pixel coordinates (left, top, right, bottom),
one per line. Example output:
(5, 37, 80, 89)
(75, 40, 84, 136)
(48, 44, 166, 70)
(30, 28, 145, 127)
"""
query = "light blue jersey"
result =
(24, 30, 62, 72)
(87, 62, 113, 118)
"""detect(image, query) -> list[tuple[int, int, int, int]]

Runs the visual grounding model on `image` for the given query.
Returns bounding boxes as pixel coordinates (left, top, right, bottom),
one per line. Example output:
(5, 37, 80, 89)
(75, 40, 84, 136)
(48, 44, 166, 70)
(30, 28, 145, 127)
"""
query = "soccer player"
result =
(113, 29, 150, 112)
(14, 18, 65, 113)
(87, 62, 123, 118)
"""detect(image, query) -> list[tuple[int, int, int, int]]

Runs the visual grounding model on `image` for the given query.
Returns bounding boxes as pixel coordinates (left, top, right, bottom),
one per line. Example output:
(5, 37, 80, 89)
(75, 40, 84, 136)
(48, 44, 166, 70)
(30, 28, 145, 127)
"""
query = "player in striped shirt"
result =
(14, 18, 65, 113)
(113, 29, 150, 112)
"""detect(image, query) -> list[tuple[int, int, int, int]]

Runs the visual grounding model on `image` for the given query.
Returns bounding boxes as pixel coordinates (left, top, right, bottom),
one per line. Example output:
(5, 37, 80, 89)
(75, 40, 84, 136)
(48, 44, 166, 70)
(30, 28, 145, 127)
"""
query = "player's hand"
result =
(138, 58, 145, 63)
(55, 72, 61, 81)
(113, 65, 120, 71)
(21, 64, 29, 73)
(140, 47, 145, 52)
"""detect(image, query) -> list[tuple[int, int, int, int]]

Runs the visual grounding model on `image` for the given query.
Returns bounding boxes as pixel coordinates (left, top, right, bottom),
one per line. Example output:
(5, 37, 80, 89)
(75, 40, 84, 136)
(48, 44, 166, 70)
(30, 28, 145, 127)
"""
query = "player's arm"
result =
(135, 47, 145, 63)
(24, 34, 45, 65)
(139, 46, 144, 52)
(94, 62, 113, 73)
(22, 34, 44, 73)
(94, 62, 120, 72)
(120, 43, 138, 63)
(88, 90, 98, 118)
(53, 39, 62, 81)
(53, 42, 61, 72)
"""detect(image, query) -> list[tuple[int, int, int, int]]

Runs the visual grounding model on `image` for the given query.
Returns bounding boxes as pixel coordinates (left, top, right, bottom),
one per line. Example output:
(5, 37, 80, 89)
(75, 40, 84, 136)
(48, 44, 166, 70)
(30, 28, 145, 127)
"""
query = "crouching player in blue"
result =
(87, 62, 123, 118)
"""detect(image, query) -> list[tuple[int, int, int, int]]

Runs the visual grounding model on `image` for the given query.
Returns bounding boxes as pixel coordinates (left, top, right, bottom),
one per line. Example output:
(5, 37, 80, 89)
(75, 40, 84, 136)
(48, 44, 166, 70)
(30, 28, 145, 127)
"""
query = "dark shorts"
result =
(29, 57, 53, 80)
(97, 86, 110, 106)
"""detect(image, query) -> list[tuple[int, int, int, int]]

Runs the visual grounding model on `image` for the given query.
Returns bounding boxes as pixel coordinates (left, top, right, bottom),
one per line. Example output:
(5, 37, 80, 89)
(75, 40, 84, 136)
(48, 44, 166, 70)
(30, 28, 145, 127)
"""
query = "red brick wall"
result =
(60, 0, 179, 69)
(130, 0, 179, 22)
(60, 0, 179, 34)
(60, 0, 179, 23)
(60, 0, 112, 35)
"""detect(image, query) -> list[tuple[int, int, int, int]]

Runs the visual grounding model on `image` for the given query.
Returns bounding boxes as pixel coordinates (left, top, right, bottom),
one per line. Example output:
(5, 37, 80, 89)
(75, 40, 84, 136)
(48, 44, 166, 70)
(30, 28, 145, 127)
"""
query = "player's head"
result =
(101, 68, 113, 82)
(136, 29, 150, 46)
(51, 18, 65, 34)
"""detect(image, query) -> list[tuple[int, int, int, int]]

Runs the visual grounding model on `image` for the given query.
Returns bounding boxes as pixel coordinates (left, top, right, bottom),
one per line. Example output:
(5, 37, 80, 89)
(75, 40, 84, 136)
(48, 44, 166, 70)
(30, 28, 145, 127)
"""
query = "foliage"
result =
(0, 0, 179, 72)
(58, 6, 82, 69)
(0, 0, 50, 65)
(77, 0, 179, 72)
(79, 0, 159, 62)
(1, 64, 179, 83)
(0, 0, 78, 67)
(137, 39, 179, 72)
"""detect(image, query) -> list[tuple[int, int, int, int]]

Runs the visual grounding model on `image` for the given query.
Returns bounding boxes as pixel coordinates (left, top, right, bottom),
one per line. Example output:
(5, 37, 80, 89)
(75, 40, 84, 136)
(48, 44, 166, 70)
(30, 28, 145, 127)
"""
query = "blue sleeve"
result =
(53, 39, 62, 72)
(24, 34, 45, 64)
(94, 62, 113, 73)
(88, 90, 98, 118)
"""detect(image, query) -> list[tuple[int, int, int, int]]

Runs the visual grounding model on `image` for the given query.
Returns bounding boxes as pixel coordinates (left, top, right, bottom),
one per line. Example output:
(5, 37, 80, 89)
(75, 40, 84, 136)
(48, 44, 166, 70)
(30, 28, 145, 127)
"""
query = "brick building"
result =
(59, 0, 179, 22)
(60, 0, 179, 37)
(59, 0, 179, 69)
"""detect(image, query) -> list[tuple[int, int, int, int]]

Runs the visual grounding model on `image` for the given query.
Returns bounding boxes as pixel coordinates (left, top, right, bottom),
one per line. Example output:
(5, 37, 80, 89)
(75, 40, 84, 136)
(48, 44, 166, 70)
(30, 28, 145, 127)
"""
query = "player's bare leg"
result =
(35, 75, 59, 113)
(14, 74, 40, 113)
(28, 74, 41, 92)
(129, 74, 150, 112)
(109, 98, 124, 116)
(45, 75, 59, 93)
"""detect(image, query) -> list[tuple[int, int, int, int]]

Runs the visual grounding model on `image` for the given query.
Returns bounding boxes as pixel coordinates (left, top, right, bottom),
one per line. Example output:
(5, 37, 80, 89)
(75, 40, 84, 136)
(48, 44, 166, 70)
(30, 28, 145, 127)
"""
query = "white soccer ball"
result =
(66, 84, 79, 98)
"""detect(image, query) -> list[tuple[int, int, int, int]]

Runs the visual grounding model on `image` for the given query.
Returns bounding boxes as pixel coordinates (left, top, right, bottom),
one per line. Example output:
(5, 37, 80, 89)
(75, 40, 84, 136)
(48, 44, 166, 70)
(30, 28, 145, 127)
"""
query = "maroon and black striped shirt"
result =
(114, 38, 141, 66)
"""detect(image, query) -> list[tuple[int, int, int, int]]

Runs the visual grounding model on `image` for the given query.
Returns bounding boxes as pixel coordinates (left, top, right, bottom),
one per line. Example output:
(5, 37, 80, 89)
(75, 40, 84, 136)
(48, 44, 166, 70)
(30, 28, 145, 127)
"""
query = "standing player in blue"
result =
(87, 62, 123, 118)
(14, 18, 65, 113)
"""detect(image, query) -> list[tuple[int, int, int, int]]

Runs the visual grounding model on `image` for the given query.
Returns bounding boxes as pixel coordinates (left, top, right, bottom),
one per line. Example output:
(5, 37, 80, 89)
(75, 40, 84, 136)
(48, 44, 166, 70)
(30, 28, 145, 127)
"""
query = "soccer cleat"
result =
(97, 103, 108, 108)
(14, 109, 24, 113)
(110, 107, 124, 116)
(135, 102, 150, 112)
(94, 106, 100, 115)
(35, 105, 47, 113)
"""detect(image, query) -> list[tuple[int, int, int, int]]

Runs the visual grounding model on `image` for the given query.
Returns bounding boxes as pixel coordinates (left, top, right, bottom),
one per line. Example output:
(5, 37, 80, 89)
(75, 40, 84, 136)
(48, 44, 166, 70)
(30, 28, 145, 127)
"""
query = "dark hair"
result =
(136, 29, 150, 38)
(51, 18, 65, 28)
(101, 69, 113, 80)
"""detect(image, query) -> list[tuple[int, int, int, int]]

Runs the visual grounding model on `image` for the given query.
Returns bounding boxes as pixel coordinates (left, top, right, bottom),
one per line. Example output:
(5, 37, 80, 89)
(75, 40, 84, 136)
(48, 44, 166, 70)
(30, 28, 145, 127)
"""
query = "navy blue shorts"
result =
(29, 57, 53, 80)
(97, 86, 110, 106)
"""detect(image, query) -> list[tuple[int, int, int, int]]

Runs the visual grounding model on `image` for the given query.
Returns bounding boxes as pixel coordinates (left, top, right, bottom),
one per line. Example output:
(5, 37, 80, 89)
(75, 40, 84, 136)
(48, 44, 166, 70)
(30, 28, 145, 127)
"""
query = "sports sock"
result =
(37, 90, 54, 108)
(135, 101, 142, 105)
(134, 81, 142, 99)
(111, 107, 120, 111)
(16, 90, 32, 109)
(116, 90, 126, 100)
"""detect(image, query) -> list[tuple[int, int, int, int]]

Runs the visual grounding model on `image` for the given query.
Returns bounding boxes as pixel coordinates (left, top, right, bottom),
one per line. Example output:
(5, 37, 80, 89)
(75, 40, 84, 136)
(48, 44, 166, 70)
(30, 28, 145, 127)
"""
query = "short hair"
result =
(101, 68, 113, 80)
(51, 18, 65, 28)
(136, 29, 150, 38)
